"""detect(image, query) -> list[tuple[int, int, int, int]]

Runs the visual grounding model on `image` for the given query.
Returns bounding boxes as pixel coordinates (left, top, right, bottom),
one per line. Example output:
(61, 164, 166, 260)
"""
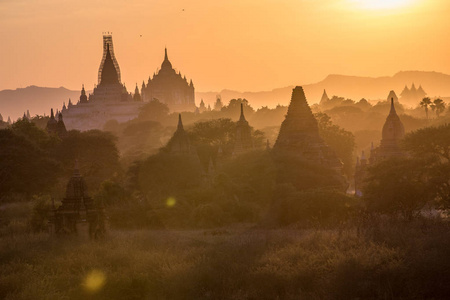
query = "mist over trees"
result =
(2, 91, 450, 299)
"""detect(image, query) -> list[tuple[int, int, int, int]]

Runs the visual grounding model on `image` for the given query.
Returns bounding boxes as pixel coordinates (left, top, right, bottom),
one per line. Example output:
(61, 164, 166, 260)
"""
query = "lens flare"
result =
(83, 270, 106, 293)
(166, 197, 176, 207)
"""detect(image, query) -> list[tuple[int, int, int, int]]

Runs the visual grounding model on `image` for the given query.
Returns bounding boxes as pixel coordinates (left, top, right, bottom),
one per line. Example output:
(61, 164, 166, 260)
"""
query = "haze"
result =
(1, 0, 449, 93)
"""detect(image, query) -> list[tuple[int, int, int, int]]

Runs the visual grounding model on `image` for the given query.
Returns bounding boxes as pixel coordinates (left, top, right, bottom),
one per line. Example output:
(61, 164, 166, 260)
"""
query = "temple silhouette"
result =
(141, 48, 196, 112)
(273, 86, 343, 173)
(61, 35, 143, 130)
(354, 97, 406, 196)
(60, 35, 198, 130)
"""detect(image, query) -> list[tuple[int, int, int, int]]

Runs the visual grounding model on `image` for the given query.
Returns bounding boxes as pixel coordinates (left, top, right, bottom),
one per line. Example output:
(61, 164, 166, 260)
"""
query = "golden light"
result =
(352, 0, 415, 10)
(83, 270, 106, 293)
(166, 197, 176, 208)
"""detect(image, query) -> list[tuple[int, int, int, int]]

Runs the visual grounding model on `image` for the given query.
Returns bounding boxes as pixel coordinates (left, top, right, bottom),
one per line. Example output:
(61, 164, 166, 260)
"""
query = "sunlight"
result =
(352, 0, 415, 10)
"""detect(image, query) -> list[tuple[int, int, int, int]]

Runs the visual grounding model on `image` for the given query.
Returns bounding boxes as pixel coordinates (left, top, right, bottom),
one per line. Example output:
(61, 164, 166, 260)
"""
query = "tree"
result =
(420, 97, 432, 119)
(363, 157, 432, 220)
(220, 98, 254, 119)
(402, 124, 450, 162)
(430, 98, 446, 118)
(402, 124, 450, 207)
(56, 130, 121, 191)
(138, 100, 169, 122)
(315, 112, 355, 177)
(0, 129, 60, 199)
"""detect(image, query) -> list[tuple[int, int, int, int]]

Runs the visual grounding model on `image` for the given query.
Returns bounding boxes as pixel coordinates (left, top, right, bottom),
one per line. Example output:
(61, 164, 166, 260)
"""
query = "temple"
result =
(46, 109, 67, 138)
(400, 83, 427, 106)
(233, 103, 253, 156)
(167, 114, 194, 154)
(319, 89, 330, 105)
(51, 162, 105, 238)
(61, 35, 144, 130)
(354, 97, 406, 196)
(141, 48, 196, 112)
(273, 86, 343, 172)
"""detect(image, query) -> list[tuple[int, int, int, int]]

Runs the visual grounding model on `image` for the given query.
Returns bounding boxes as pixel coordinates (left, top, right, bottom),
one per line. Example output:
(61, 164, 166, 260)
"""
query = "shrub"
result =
(28, 195, 53, 233)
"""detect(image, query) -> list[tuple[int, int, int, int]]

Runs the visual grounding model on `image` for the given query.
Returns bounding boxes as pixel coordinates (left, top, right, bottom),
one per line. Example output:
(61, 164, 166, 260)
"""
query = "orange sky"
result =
(0, 0, 449, 92)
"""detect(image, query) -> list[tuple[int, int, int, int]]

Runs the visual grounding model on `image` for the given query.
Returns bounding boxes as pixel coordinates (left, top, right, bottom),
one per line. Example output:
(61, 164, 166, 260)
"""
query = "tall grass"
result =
(1, 216, 450, 299)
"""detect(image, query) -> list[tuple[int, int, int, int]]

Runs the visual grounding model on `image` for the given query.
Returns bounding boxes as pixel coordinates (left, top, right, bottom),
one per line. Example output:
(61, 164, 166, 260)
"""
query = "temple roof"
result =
(168, 114, 192, 154)
(238, 103, 248, 124)
(161, 47, 173, 70)
(387, 90, 398, 102)
(100, 44, 120, 85)
(65, 161, 89, 199)
(276, 86, 319, 139)
(381, 98, 405, 142)
(273, 86, 343, 171)
(320, 89, 329, 105)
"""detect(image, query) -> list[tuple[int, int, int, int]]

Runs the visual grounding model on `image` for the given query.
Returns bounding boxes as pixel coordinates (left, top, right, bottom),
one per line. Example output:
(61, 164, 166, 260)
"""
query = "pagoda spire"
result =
(389, 97, 396, 115)
(239, 103, 246, 122)
(177, 113, 184, 131)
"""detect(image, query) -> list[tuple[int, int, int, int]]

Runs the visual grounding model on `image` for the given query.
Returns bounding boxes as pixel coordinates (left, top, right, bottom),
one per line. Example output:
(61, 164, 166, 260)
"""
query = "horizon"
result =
(1, 0, 449, 93)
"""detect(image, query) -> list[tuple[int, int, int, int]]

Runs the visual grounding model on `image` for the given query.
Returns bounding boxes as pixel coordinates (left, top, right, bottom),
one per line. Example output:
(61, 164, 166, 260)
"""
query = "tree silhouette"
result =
(420, 97, 432, 119)
(430, 98, 445, 118)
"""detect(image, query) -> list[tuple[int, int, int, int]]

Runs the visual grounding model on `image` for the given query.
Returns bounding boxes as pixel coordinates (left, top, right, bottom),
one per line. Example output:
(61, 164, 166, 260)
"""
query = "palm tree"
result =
(431, 98, 446, 118)
(420, 97, 432, 119)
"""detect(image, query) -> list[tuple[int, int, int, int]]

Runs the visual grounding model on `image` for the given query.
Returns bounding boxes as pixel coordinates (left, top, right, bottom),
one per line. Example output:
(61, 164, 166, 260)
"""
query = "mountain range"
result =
(2, 71, 450, 121)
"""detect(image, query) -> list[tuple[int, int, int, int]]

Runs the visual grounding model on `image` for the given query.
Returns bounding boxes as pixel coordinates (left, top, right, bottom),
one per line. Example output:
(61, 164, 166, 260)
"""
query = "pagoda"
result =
(354, 98, 406, 195)
(273, 86, 343, 172)
(51, 162, 105, 238)
(233, 103, 253, 156)
(142, 48, 196, 112)
(167, 114, 194, 154)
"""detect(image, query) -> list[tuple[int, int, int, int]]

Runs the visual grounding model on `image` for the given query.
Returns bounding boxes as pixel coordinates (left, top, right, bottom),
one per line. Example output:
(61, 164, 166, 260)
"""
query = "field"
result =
(1, 202, 450, 300)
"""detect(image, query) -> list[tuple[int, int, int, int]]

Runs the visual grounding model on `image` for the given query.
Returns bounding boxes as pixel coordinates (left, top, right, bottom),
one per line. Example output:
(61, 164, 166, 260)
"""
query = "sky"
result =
(0, 0, 449, 92)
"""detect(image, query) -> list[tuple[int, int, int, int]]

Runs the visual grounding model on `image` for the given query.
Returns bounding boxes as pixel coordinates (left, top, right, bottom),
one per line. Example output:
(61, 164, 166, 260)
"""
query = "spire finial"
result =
(164, 47, 168, 60)
(177, 113, 184, 130)
(50, 108, 54, 118)
(390, 97, 396, 114)
(239, 103, 246, 121)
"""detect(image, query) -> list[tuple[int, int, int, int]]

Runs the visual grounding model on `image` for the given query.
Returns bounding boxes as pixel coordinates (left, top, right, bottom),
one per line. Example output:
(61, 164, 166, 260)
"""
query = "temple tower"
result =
(142, 48, 195, 112)
(168, 114, 193, 154)
(52, 162, 105, 237)
(98, 34, 121, 84)
(79, 85, 88, 104)
(273, 86, 343, 171)
(46, 109, 58, 134)
(319, 89, 330, 105)
(354, 98, 406, 196)
(377, 97, 405, 160)
(233, 103, 253, 156)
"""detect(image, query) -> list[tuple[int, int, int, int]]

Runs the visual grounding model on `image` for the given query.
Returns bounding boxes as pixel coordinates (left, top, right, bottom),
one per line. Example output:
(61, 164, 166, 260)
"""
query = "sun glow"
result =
(353, 0, 415, 10)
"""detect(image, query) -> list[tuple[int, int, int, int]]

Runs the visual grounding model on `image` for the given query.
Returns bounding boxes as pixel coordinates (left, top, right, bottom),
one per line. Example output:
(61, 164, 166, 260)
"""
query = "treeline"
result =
(1, 98, 448, 231)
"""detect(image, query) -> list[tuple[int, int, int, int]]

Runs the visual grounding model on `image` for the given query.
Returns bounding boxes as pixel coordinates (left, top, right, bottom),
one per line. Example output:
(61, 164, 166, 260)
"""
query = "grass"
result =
(1, 204, 450, 299)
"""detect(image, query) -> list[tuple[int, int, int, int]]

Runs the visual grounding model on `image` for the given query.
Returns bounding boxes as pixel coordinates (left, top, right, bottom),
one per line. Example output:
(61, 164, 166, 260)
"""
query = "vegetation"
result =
(0, 120, 120, 202)
(1, 95, 450, 299)
(420, 97, 432, 119)
(1, 216, 450, 299)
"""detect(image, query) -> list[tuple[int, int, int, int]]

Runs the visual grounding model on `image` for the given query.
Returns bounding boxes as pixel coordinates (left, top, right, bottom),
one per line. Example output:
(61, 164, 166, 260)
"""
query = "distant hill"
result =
(197, 71, 450, 108)
(0, 86, 82, 121)
(2, 71, 450, 120)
